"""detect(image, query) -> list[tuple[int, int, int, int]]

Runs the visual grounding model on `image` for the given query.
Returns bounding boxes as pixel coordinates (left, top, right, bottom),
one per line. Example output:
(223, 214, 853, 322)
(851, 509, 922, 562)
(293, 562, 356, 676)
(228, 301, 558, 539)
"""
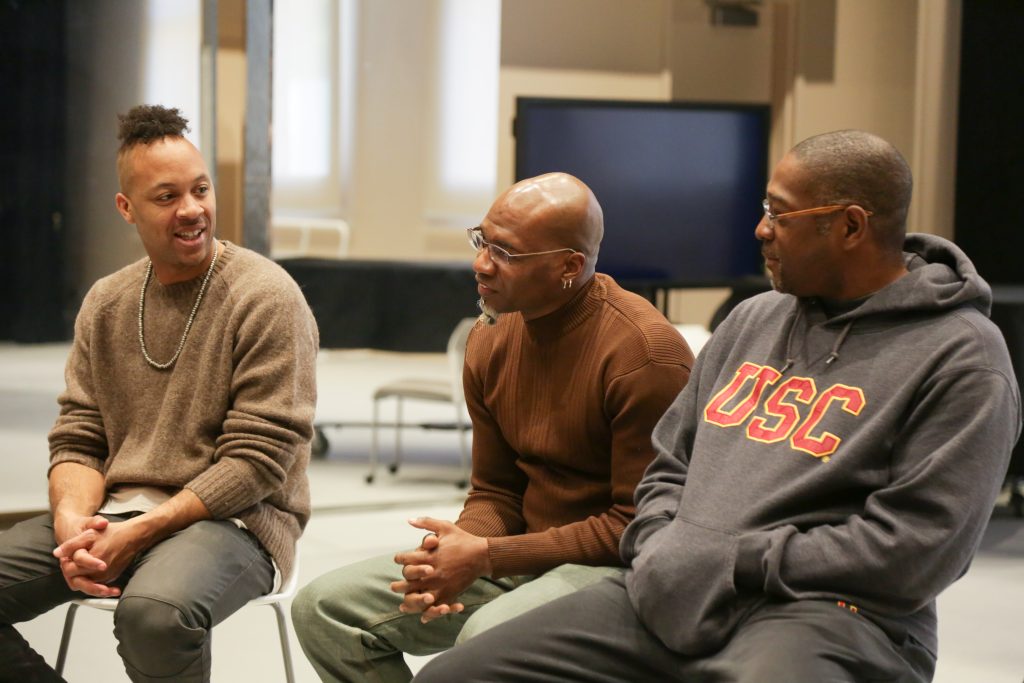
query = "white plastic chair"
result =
(367, 316, 478, 488)
(54, 557, 301, 682)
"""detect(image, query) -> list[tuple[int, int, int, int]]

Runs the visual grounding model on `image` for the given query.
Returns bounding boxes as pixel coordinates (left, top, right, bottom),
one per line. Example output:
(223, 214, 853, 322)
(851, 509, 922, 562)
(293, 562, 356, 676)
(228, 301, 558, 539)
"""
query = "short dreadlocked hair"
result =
(116, 105, 191, 191)
(117, 105, 189, 150)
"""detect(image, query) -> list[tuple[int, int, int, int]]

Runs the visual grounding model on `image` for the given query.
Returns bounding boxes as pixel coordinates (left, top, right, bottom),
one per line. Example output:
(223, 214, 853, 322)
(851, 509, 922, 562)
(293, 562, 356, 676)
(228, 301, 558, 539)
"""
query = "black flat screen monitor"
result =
(514, 97, 770, 285)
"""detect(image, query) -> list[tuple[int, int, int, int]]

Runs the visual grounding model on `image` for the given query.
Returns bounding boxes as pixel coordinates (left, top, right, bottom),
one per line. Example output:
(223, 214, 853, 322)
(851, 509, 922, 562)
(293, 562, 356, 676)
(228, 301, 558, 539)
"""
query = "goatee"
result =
(477, 298, 499, 326)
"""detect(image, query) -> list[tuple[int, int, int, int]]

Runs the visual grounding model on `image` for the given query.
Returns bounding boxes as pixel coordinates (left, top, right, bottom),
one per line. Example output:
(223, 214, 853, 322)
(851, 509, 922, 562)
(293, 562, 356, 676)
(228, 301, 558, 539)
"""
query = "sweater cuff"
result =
(48, 452, 105, 477)
(485, 535, 535, 578)
(186, 459, 259, 519)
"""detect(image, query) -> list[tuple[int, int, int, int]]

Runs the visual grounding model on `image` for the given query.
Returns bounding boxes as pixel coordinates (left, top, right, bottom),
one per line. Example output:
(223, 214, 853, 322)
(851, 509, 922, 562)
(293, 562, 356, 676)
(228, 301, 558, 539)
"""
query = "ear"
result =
(561, 252, 586, 280)
(840, 205, 871, 250)
(115, 192, 135, 224)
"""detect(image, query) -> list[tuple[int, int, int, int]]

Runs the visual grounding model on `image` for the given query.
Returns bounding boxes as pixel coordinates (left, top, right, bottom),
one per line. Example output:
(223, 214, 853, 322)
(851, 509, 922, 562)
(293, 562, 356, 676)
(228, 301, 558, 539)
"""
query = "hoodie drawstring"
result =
(779, 306, 856, 371)
(779, 307, 802, 376)
(824, 320, 854, 365)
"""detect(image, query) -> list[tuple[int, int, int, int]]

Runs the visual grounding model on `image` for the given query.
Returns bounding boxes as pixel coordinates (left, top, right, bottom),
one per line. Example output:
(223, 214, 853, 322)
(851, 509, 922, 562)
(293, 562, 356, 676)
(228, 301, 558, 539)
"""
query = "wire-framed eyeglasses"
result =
(761, 199, 873, 228)
(467, 227, 579, 265)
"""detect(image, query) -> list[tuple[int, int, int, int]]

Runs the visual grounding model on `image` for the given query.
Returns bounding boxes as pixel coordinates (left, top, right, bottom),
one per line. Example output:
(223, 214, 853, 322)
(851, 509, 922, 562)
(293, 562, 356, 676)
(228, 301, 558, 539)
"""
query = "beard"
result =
(763, 260, 784, 293)
(477, 297, 499, 326)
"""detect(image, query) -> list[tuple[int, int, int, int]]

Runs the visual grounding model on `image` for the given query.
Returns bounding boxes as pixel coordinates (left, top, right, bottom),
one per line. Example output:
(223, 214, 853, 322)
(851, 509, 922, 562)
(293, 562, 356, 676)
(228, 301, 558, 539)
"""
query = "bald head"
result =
(790, 130, 912, 251)
(489, 173, 604, 275)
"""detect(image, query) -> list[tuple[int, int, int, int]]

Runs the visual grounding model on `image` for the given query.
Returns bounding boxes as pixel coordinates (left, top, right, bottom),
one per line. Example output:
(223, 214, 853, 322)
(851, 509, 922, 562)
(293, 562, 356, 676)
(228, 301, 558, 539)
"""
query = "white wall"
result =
(668, 0, 775, 103)
(65, 0, 962, 310)
(771, 0, 960, 238)
(344, 0, 434, 260)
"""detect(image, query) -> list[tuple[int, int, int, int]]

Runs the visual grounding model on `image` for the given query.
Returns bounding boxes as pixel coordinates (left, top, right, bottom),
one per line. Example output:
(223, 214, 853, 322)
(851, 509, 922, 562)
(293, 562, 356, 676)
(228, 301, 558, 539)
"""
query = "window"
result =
(426, 0, 501, 226)
(272, 0, 356, 215)
(142, 0, 202, 146)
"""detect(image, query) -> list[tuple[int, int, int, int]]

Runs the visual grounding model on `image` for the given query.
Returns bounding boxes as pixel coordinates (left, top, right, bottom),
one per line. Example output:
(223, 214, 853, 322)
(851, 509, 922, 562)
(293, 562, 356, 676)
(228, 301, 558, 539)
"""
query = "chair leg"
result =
(368, 399, 381, 484)
(54, 602, 80, 675)
(391, 398, 404, 474)
(270, 603, 296, 683)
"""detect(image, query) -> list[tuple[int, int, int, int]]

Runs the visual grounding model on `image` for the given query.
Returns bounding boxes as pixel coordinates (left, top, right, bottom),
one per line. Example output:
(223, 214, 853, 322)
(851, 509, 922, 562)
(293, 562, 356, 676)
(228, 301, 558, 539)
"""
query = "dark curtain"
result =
(0, 0, 69, 342)
(954, 1, 1024, 284)
(957, 3, 1024, 480)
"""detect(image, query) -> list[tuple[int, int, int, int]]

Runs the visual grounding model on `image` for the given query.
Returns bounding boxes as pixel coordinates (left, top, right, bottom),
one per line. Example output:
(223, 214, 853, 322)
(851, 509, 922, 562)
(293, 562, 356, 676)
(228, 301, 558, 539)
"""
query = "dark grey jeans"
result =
(0, 512, 273, 682)
(413, 575, 937, 683)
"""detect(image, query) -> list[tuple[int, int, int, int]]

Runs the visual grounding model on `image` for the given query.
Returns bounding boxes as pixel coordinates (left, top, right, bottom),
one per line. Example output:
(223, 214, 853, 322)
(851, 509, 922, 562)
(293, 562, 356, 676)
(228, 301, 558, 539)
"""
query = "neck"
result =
(839, 262, 909, 301)
(520, 272, 595, 322)
(152, 240, 221, 285)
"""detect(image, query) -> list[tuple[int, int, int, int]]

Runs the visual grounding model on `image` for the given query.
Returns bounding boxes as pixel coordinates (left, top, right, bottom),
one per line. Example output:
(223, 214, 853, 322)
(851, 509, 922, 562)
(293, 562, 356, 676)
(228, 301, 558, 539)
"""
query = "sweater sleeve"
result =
(618, 363, 700, 564)
(456, 327, 530, 539)
(185, 279, 318, 519)
(483, 358, 690, 577)
(733, 366, 1020, 616)
(48, 288, 110, 474)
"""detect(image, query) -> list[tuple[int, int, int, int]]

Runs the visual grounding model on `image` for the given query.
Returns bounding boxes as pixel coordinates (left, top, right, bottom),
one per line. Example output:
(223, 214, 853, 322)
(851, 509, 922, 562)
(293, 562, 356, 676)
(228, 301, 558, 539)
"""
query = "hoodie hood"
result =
(782, 233, 992, 369)
(826, 232, 992, 323)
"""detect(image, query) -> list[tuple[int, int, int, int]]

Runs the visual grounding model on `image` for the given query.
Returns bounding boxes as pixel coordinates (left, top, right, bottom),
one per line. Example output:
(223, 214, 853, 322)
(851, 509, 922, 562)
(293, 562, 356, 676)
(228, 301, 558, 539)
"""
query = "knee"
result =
(456, 597, 529, 645)
(291, 573, 371, 643)
(454, 612, 488, 645)
(290, 582, 327, 640)
(416, 645, 486, 682)
(114, 596, 205, 677)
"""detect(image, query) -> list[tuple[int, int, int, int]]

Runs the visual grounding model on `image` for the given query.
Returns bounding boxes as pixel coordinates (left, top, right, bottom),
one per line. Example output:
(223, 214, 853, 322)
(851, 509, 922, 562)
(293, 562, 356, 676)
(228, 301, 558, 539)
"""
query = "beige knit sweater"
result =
(458, 274, 694, 577)
(48, 242, 318, 581)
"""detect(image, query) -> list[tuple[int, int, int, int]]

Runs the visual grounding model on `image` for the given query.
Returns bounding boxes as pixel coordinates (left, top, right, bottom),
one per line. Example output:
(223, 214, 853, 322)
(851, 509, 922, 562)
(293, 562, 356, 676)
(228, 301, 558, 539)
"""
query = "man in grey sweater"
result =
(413, 131, 1020, 682)
(0, 105, 317, 682)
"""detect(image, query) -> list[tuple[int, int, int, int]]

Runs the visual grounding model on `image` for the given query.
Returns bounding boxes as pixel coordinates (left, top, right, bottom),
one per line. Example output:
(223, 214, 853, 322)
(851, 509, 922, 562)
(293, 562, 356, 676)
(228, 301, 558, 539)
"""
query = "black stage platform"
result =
(279, 258, 479, 352)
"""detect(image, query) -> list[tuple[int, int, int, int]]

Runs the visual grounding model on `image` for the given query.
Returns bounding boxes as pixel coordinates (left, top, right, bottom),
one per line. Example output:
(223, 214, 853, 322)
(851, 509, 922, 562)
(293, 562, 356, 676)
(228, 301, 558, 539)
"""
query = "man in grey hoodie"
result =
(412, 130, 1021, 682)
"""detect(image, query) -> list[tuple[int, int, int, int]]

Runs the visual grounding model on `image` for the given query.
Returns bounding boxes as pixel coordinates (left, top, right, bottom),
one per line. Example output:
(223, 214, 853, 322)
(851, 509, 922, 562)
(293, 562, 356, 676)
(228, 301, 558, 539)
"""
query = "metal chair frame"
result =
(366, 317, 477, 487)
(54, 556, 301, 682)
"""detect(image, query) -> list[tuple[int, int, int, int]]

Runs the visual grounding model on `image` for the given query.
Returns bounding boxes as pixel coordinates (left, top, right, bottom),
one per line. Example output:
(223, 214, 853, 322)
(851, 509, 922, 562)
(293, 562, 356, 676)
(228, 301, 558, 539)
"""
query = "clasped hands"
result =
(391, 517, 491, 624)
(52, 513, 143, 598)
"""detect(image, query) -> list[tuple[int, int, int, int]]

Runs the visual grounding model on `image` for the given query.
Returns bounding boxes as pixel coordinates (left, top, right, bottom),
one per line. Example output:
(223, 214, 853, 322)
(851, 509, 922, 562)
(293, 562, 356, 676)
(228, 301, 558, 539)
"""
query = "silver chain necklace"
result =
(137, 243, 220, 370)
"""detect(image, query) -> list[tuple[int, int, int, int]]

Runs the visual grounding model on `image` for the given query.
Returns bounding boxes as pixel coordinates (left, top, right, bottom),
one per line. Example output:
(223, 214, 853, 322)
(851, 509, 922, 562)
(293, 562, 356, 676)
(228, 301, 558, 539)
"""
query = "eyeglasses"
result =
(761, 199, 873, 227)
(467, 227, 579, 265)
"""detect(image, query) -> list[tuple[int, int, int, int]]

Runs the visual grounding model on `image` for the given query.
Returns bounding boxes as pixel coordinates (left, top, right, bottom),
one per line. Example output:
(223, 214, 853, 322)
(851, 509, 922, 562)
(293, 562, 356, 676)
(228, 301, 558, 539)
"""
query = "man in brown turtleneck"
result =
(292, 173, 694, 683)
(0, 105, 317, 683)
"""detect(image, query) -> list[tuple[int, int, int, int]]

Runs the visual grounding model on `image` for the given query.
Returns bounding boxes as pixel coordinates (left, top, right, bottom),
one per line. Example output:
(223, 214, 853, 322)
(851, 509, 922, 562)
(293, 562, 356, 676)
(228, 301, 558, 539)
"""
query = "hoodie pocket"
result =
(619, 510, 673, 564)
(625, 516, 749, 656)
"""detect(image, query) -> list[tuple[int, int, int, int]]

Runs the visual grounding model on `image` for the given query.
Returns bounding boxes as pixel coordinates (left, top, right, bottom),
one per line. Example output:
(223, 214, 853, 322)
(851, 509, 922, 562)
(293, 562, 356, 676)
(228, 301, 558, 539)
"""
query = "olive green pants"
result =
(291, 551, 622, 683)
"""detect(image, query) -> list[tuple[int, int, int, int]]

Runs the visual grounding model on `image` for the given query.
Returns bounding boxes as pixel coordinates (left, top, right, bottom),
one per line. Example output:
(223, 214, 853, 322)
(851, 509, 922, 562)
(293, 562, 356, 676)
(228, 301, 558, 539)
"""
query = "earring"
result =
(562, 278, 573, 290)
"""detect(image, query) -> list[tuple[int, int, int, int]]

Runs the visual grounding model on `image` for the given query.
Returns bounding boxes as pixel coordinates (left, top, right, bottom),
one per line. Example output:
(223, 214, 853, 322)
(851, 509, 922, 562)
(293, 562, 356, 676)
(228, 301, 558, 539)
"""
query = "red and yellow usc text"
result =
(703, 362, 865, 460)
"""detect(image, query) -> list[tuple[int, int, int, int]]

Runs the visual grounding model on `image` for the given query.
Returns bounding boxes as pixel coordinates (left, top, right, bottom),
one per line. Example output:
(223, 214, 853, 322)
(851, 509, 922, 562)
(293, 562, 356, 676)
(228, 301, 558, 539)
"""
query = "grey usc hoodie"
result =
(620, 233, 1020, 657)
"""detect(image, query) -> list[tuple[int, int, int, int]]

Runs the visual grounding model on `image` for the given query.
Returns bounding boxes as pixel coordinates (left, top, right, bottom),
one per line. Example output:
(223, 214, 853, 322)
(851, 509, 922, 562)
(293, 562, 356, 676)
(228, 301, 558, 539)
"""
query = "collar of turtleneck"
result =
(522, 274, 605, 343)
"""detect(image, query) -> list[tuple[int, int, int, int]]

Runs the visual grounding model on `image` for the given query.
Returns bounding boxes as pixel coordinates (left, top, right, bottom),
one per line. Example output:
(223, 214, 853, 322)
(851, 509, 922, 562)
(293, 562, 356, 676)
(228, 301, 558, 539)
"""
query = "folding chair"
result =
(54, 556, 301, 682)
(367, 316, 477, 487)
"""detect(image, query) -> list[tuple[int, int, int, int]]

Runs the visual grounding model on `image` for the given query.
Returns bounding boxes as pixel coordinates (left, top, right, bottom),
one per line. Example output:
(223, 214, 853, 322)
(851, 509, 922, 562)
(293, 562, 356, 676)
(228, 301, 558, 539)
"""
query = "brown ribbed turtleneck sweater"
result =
(47, 242, 318, 581)
(457, 274, 693, 578)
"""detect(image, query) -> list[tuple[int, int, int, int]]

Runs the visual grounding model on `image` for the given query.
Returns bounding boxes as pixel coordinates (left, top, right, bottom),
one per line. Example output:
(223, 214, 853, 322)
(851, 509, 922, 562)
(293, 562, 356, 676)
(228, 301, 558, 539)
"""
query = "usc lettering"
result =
(703, 362, 866, 460)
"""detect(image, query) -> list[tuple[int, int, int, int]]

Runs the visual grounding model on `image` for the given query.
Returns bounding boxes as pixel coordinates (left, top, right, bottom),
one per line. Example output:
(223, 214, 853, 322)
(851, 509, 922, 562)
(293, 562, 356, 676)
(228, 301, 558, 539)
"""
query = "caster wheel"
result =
(365, 474, 375, 484)
(455, 479, 468, 490)
(388, 464, 399, 474)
